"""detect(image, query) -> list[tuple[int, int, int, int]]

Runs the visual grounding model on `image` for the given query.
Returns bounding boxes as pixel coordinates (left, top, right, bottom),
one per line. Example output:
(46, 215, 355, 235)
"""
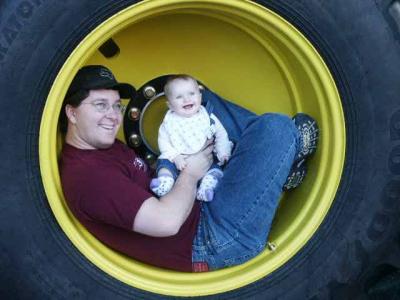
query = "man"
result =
(60, 65, 318, 272)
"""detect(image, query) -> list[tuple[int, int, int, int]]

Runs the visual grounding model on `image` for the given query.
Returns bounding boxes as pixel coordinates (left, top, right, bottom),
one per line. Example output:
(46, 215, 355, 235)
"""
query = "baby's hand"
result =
(219, 155, 230, 165)
(174, 155, 187, 171)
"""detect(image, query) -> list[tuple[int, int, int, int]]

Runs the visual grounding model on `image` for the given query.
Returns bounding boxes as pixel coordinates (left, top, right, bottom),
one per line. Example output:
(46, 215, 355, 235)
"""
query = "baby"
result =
(150, 75, 233, 202)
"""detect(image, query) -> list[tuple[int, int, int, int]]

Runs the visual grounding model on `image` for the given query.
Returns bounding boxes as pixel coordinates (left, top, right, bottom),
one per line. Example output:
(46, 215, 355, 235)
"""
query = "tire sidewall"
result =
(0, 1, 154, 299)
(0, 0, 399, 299)
(247, 1, 400, 299)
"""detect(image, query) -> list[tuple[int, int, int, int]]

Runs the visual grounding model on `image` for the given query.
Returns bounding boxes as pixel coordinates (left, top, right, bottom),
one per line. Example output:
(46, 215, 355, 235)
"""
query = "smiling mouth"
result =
(99, 125, 115, 131)
(183, 104, 194, 110)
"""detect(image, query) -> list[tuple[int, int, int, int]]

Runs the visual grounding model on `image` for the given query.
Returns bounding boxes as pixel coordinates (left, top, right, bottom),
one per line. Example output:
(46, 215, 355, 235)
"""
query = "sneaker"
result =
(283, 159, 307, 191)
(293, 113, 319, 162)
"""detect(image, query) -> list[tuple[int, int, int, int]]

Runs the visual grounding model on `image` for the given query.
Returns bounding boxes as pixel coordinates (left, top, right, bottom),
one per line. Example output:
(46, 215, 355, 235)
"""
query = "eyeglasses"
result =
(81, 100, 126, 114)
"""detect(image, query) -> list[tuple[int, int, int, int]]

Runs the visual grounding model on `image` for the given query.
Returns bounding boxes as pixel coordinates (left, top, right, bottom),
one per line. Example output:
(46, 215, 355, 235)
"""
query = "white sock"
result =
(197, 169, 223, 202)
(150, 175, 175, 197)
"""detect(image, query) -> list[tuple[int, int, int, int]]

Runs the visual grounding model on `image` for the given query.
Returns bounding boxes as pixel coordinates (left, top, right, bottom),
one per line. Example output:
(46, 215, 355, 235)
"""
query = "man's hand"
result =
(173, 154, 187, 171)
(182, 141, 214, 181)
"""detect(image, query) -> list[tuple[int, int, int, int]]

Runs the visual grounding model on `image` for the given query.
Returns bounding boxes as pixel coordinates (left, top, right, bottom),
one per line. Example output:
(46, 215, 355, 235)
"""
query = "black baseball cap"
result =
(66, 65, 136, 99)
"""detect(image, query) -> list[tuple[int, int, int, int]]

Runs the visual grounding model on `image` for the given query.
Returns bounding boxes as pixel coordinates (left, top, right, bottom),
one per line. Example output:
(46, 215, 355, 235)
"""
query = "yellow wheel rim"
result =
(39, 0, 345, 296)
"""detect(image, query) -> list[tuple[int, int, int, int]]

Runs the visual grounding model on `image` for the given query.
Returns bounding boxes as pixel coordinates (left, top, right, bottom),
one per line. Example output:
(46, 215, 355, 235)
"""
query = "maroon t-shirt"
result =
(60, 140, 201, 271)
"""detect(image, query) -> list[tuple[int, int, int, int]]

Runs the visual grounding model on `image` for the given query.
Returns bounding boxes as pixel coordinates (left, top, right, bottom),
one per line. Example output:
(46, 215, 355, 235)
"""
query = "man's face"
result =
(67, 89, 122, 149)
(166, 78, 202, 118)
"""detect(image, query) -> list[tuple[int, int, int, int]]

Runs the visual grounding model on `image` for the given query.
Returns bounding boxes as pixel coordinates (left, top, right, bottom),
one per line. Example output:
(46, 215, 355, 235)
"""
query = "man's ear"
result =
(65, 104, 77, 124)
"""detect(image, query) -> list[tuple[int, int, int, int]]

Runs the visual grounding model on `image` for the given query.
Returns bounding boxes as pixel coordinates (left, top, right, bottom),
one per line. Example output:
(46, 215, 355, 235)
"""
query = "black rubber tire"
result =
(1, 0, 399, 299)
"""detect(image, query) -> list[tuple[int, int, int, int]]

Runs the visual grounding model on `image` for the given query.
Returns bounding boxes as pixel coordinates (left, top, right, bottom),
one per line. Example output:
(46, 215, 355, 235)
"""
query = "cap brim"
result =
(112, 83, 136, 99)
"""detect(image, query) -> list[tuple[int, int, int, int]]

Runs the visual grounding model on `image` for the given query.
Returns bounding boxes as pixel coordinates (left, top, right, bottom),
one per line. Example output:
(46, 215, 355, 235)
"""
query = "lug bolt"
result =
(145, 153, 156, 163)
(129, 107, 140, 121)
(143, 86, 156, 99)
(129, 134, 142, 147)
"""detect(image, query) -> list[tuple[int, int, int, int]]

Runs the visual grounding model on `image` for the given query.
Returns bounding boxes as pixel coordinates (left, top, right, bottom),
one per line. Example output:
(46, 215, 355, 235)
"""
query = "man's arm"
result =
(133, 143, 213, 237)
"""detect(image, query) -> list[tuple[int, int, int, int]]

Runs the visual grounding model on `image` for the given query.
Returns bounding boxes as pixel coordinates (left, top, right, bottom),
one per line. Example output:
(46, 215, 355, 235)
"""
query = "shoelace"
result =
(283, 159, 306, 190)
(299, 121, 319, 156)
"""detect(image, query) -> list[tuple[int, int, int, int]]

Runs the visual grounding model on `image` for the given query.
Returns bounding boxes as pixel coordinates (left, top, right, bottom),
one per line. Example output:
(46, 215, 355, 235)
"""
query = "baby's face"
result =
(166, 78, 202, 118)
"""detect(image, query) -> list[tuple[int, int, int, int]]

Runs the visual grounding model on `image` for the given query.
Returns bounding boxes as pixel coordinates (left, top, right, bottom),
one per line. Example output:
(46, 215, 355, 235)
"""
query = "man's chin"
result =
(96, 139, 115, 149)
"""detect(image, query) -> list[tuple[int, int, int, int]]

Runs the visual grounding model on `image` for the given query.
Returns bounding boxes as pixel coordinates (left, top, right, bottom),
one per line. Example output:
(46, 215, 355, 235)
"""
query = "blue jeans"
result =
(192, 89, 300, 270)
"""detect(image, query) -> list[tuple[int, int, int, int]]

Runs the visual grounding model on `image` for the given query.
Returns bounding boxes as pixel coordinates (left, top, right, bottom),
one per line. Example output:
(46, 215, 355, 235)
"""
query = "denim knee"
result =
(256, 113, 298, 143)
(247, 113, 291, 134)
(258, 113, 293, 128)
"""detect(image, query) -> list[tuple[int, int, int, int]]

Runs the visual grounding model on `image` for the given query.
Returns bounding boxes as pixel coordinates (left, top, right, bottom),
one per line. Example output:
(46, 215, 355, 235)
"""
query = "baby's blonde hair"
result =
(164, 74, 199, 100)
